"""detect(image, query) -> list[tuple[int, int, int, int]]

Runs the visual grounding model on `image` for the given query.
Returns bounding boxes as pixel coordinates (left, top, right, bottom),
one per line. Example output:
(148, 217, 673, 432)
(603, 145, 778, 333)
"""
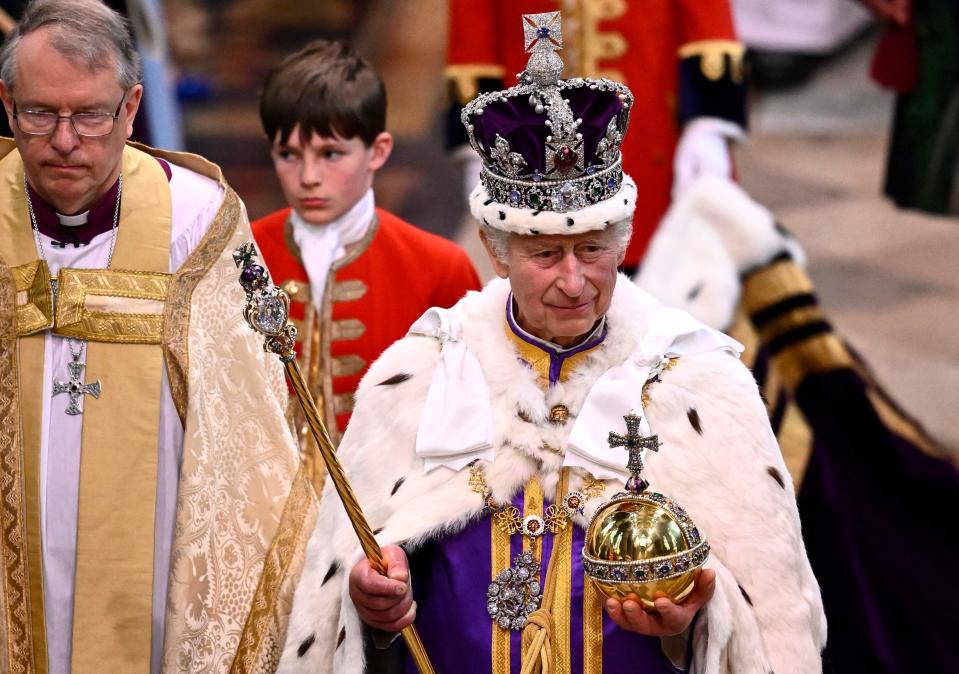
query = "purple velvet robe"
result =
(405, 489, 682, 673)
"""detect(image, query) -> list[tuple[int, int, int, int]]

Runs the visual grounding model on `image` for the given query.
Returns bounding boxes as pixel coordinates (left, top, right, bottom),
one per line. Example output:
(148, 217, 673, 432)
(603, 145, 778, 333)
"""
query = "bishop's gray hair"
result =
(0, 0, 142, 93)
(481, 218, 634, 265)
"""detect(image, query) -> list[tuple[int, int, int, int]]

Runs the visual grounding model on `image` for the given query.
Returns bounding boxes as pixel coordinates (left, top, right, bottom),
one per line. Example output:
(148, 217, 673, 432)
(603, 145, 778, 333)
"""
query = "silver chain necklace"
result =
(26, 173, 123, 308)
(27, 175, 121, 415)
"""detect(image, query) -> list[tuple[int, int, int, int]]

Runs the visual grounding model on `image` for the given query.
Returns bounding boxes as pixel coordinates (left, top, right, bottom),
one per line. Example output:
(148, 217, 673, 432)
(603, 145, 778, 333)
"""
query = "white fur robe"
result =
(277, 277, 826, 673)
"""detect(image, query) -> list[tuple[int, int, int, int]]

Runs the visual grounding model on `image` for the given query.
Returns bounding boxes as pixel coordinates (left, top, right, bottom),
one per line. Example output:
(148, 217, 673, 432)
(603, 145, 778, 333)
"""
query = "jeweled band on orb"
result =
(582, 539, 711, 583)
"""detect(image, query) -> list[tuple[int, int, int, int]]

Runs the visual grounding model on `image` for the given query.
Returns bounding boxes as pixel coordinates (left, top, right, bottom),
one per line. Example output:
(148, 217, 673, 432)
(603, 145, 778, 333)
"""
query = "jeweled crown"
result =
(461, 12, 634, 215)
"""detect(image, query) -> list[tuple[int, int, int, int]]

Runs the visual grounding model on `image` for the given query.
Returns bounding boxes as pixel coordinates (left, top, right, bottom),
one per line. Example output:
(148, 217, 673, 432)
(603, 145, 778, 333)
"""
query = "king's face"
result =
(493, 228, 623, 347)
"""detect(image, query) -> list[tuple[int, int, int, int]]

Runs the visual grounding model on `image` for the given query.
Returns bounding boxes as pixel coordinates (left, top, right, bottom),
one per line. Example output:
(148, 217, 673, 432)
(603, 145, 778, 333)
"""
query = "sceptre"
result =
(233, 242, 436, 673)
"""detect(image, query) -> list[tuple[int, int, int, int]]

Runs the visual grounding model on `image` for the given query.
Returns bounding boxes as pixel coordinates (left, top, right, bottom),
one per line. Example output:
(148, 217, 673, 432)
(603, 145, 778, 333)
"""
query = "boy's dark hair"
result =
(259, 40, 386, 147)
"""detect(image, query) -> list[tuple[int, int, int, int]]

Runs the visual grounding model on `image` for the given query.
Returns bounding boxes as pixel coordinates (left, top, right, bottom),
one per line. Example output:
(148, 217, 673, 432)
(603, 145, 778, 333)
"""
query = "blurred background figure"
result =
(732, 0, 873, 88)
(857, 0, 958, 215)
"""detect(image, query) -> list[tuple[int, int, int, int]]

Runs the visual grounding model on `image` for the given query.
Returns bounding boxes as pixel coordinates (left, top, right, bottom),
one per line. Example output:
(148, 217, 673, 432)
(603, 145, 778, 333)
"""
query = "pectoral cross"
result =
(53, 349, 101, 415)
(608, 412, 661, 493)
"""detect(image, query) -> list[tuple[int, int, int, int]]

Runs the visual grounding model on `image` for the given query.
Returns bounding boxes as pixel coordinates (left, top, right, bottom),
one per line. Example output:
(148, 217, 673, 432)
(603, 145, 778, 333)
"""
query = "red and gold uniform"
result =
(446, 0, 747, 267)
(252, 207, 481, 451)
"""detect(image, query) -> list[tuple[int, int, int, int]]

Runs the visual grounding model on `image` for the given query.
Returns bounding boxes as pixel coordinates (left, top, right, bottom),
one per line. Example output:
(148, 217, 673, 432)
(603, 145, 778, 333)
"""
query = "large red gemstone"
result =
(554, 146, 578, 173)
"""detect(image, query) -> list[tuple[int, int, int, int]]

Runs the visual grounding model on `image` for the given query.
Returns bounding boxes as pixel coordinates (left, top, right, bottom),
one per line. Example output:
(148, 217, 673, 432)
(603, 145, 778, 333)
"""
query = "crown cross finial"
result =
(520, 12, 564, 86)
(608, 412, 661, 493)
(523, 12, 562, 52)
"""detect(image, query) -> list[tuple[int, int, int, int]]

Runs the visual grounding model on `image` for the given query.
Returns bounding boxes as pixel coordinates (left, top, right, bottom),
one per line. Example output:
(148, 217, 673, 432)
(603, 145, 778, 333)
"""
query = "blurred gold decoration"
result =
(582, 412, 709, 608)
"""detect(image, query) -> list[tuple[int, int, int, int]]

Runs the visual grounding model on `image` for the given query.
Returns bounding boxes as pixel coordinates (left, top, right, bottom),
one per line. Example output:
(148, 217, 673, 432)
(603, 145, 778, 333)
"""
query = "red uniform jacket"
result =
(446, 0, 746, 267)
(252, 206, 481, 444)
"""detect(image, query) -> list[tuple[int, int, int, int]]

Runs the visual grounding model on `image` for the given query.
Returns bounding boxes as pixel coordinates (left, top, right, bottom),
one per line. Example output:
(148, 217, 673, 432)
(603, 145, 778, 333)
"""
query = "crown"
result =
(462, 12, 635, 233)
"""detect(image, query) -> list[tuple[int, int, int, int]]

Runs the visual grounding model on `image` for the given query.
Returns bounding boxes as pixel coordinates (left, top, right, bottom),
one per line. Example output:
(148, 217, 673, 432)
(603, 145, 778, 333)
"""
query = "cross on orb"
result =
(607, 412, 661, 492)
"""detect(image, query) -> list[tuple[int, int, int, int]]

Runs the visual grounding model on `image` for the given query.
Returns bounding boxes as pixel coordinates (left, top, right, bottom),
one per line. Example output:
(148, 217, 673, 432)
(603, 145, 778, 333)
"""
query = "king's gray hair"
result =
(481, 218, 634, 265)
(0, 0, 142, 92)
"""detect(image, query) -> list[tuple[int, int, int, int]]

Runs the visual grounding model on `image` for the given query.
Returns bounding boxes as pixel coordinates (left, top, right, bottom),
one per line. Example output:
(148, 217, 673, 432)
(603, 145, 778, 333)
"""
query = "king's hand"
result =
(349, 544, 417, 633)
(604, 568, 715, 637)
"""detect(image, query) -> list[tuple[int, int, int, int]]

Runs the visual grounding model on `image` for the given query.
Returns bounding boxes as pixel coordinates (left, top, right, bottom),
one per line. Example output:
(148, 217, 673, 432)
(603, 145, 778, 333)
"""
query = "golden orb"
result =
(582, 491, 709, 609)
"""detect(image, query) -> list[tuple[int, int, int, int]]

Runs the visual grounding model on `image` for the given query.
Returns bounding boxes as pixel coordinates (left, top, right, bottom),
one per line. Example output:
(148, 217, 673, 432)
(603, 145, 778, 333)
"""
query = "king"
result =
(278, 11, 826, 674)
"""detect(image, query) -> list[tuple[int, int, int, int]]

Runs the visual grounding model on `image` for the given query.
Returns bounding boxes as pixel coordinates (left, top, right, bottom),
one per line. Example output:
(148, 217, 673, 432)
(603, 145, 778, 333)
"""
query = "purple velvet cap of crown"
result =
(469, 87, 625, 177)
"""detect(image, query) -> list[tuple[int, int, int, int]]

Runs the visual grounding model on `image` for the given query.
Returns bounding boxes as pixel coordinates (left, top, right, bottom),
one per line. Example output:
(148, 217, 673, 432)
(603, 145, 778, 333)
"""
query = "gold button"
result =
(550, 404, 570, 424)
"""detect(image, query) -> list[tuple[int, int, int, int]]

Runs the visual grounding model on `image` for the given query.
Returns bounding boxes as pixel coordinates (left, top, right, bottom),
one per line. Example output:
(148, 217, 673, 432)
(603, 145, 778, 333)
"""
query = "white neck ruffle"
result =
(290, 188, 374, 311)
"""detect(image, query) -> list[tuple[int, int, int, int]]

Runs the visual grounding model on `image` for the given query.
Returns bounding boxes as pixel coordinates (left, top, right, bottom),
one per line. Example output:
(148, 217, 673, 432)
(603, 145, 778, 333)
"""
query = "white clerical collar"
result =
(291, 188, 375, 311)
(57, 211, 89, 227)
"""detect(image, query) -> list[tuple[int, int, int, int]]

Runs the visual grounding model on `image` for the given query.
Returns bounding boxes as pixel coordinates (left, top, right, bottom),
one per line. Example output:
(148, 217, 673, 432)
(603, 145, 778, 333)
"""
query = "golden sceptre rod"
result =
(233, 242, 436, 673)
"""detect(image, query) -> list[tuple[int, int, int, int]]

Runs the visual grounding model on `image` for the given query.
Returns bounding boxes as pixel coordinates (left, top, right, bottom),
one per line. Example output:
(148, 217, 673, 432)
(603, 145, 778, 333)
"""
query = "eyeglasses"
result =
(12, 93, 127, 138)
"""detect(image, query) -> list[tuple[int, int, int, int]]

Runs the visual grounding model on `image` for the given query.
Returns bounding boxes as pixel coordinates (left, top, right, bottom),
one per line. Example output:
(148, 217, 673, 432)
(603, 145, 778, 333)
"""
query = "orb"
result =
(582, 491, 709, 609)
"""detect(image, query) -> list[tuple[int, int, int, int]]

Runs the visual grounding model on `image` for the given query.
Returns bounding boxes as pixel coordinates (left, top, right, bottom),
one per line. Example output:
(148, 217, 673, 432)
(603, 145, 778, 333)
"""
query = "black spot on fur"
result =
(767, 466, 786, 489)
(297, 633, 315, 657)
(687, 282, 704, 301)
(566, 217, 574, 226)
(498, 211, 506, 220)
(530, 228, 540, 235)
(391, 476, 406, 496)
(321, 561, 340, 586)
(687, 408, 703, 435)
(738, 584, 753, 605)
(377, 372, 412, 386)
(482, 218, 489, 226)
(604, 220, 611, 226)
(623, 198, 628, 205)
(532, 210, 542, 216)
(373, 526, 384, 536)
(483, 198, 493, 206)
(336, 626, 346, 649)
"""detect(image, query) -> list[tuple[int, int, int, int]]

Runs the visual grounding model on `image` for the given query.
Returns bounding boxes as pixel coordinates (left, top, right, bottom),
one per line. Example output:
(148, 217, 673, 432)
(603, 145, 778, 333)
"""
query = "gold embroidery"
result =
(331, 354, 366, 378)
(331, 279, 367, 303)
(641, 357, 678, 407)
(491, 496, 511, 674)
(445, 63, 507, 106)
(677, 40, 747, 83)
(12, 260, 52, 336)
(164, 188, 241, 423)
(54, 267, 170, 343)
(552, 471, 573, 674)
(580, 475, 606, 501)
(231, 466, 317, 674)
(583, 576, 604, 674)
(331, 318, 366, 342)
(519, 478, 544, 665)
(0, 261, 34, 674)
(162, 216, 301, 671)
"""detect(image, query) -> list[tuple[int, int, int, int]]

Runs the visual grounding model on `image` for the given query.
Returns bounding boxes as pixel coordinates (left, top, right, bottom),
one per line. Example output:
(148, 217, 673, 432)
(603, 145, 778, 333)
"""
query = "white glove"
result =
(672, 118, 743, 200)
